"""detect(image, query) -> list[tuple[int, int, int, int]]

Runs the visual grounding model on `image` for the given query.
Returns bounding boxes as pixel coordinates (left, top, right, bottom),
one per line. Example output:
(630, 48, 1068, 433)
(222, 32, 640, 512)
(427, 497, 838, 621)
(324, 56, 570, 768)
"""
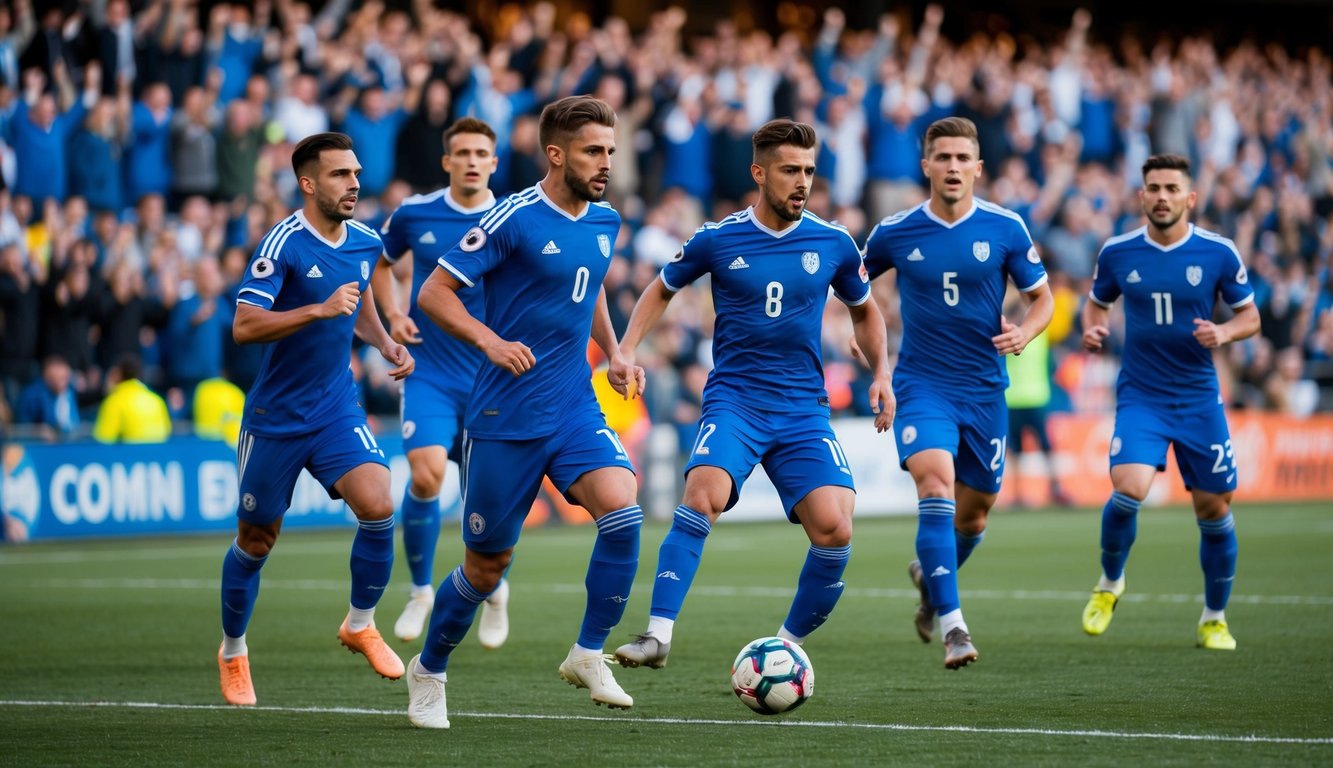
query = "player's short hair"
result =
(752, 119, 818, 165)
(1142, 153, 1192, 179)
(538, 95, 616, 150)
(444, 117, 497, 151)
(291, 132, 354, 177)
(922, 116, 980, 158)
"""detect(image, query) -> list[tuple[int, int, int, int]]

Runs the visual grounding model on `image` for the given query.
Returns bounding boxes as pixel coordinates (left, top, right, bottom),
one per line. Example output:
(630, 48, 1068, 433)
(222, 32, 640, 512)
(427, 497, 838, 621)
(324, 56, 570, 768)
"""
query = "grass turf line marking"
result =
(13, 577, 1333, 606)
(1, 699, 1329, 745)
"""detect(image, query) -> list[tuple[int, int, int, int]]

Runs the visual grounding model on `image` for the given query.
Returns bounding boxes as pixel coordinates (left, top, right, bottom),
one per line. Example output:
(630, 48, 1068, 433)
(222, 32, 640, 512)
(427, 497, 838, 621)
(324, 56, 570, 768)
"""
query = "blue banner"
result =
(0, 436, 432, 542)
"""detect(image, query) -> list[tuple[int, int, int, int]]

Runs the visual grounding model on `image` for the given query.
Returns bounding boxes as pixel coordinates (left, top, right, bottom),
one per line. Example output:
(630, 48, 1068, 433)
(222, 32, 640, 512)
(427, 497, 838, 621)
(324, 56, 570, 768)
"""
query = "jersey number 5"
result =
(943, 272, 959, 306)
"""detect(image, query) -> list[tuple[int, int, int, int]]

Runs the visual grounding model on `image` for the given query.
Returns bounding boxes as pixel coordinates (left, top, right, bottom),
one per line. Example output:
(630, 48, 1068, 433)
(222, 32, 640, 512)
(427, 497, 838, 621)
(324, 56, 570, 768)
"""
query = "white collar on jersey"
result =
(443, 187, 497, 214)
(747, 207, 803, 238)
(535, 181, 590, 222)
(1140, 223, 1195, 252)
(296, 210, 348, 249)
(921, 200, 978, 229)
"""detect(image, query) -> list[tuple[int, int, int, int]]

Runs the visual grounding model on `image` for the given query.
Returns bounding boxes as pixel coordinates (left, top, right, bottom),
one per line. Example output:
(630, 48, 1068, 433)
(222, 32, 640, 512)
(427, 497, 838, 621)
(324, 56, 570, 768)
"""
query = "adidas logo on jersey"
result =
(542, 240, 561, 254)
(727, 256, 749, 270)
(1127, 269, 1142, 283)
(907, 248, 925, 261)
(306, 264, 324, 278)
(419, 231, 437, 244)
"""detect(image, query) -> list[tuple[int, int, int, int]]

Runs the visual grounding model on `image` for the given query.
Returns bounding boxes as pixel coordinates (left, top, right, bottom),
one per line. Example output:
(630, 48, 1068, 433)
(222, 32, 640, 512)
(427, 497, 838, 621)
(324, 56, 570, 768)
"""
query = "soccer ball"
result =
(730, 636, 814, 715)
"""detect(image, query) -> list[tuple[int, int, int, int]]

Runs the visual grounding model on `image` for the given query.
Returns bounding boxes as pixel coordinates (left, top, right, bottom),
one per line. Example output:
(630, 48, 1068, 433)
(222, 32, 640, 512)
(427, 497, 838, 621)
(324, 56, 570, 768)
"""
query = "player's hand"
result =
(869, 376, 896, 433)
(483, 338, 536, 377)
(992, 315, 1029, 356)
(381, 342, 414, 380)
(1082, 324, 1110, 352)
(607, 354, 645, 400)
(322, 282, 360, 318)
(1192, 318, 1230, 349)
(389, 314, 422, 345)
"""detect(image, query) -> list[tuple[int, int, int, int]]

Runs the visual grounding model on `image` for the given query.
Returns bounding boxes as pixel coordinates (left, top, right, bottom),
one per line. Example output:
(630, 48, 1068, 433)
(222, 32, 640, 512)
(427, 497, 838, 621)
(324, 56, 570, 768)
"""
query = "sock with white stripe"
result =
(401, 489, 441, 589)
(647, 505, 712, 627)
(349, 516, 395, 622)
(578, 505, 643, 650)
(220, 539, 266, 649)
(419, 566, 490, 673)
(1099, 492, 1140, 582)
(916, 498, 960, 615)
(1198, 512, 1238, 611)
(780, 544, 851, 642)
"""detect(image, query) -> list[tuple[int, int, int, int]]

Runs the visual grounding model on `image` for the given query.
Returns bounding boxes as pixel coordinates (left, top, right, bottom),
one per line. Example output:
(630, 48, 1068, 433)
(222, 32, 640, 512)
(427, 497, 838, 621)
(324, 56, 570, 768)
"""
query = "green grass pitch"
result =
(1, 502, 1330, 766)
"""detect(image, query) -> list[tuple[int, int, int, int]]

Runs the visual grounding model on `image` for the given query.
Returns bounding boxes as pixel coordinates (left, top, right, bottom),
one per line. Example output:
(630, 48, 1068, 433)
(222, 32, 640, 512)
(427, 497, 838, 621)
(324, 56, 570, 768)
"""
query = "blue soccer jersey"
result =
(662, 208, 871, 413)
(437, 184, 620, 439)
(862, 200, 1048, 394)
(236, 211, 384, 437)
(380, 187, 494, 402)
(1090, 224, 1255, 407)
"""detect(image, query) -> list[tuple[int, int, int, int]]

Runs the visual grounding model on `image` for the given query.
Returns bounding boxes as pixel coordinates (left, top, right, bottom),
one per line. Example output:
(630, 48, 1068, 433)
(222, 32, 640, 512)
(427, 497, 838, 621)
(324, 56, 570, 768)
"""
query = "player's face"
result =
(444, 133, 498, 197)
(561, 123, 616, 203)
(922, 136, 982, 205)
(305, 149, 362, 222)
(754, 145, 816, 223)
(1140, 169, 1196, 231)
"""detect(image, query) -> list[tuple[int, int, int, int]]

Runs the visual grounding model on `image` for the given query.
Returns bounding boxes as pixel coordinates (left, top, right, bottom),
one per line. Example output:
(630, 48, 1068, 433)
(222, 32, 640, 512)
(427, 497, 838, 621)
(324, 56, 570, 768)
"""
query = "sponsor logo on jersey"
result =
(306, 264, 324, 278)
(1236, 264, 1248, 284)
(541, 240, 561, 254)
(250, 257, 274, 278)
(727, 257, 749, 270)
(1186, 265, 1202, 286)
(907, 248, 925, 262)
(1127, 269, 1142, 283)
(858, 261, 869, 283)
(419, 231, 437, 244)
(1027, 246, 1041, 264)
(973, 241, 990, 262)
(361, 260, 370, 280)
(801, 251, 820, 274)
(597, 233, 611, 258)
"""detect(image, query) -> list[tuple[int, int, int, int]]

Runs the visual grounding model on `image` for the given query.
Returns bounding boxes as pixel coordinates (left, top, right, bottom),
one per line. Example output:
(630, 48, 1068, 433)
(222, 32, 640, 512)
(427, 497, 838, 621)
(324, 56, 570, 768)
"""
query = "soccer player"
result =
(861, 116, 1053, 669)
(372, 118, 511, 647)
(1079, 153, 1259, 651)
(217, 132, 415, 707)
(611, 118, 894, 672)
(404, 95, 645, 729)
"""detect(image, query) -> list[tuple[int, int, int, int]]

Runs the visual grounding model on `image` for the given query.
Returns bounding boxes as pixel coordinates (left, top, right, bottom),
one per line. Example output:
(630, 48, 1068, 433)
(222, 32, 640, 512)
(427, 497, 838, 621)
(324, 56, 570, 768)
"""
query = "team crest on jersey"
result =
(468, 512, 486, 535)
(250, 257, 274, 279)
(1026, 246, 1041, 264)
(242, 493, 257, 512)
(1236, 264, 1248, 284)
(901, 425, 917, 445)
(801, 251, 820, 274)
(1186, 265, 1202, 286)
(598, 233, 611, 258)
(1110, 436, 1122, 457)
(402, 420, 416, 440)
(973, 242, 991, 262)
(361, 261, 370, 280)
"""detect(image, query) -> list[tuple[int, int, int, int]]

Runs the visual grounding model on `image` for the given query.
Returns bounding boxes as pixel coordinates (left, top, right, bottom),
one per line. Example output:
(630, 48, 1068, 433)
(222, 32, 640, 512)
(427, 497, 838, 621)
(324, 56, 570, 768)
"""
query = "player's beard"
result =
(1146, 205, 1184, 231)
(566, 166, 608, 203)
(316, 191, 356, 222)
(763, 186, 804, 223)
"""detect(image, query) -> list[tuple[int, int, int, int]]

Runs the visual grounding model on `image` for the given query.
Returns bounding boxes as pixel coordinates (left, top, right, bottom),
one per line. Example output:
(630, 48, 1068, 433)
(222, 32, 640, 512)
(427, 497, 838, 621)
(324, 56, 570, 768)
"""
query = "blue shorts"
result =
(459, 405, 635, 553)
(893, 381, 1008, 494)
(1110, 401, 1237, 493)
(399, 375, 467, 458)
(684, 404, 855, 521)
(236, 413, 389, 525)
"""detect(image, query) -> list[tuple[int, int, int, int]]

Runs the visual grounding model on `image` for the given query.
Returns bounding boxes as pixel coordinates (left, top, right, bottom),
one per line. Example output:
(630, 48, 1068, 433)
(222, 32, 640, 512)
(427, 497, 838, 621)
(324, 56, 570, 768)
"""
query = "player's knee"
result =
(1194, 492, 1233, 520)
(810, 517, 852, 548)
(462, 552, 510, 592)
(352, 496, 395, 522)
(409, 471, 443, 499)
(237, 524, 278, 558)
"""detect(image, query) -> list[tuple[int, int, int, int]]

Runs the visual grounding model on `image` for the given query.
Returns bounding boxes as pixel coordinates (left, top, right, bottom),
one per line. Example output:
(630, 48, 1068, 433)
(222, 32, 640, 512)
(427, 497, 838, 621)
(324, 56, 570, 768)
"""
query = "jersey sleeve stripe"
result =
(239, 286, 275, 302)
(236, 297, 266, 308)
(261, 219, 302, 261)
(839, 286, 872, 306)
(258, 215, 300, 260)
(1229, 293, 1256, 310)
(659, 268, 684, 293)
(977, 199, 1036, 241)
(1087, 291, 1112, 308)
(1016, 273, 1049, 293)
(347, 220, 380, 239)
(479, 188, 538, 230)
(481, 195, 538, 234)
(437, 258, 475, 288)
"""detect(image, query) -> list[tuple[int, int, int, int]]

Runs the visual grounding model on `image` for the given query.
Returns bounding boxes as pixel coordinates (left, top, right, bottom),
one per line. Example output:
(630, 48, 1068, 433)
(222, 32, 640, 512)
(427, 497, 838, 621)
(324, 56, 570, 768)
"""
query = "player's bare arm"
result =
(1081, 297, 1112, 352)
(847, 299, 895, 432)
(419, 266, 535, 376)
(354, 281, 414, 380)
(370, 252, 421, 345)
(612, 274, 676, 397)
(1192, 301, 1261, 349)
(591, 285, 644, 399)
(994, 282, 1054, 356)
(232, 281, 361, 344)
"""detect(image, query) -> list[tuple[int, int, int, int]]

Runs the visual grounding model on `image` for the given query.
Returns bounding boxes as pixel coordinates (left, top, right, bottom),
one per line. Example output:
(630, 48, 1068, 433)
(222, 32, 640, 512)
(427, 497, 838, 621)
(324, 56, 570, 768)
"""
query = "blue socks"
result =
(579, 505, 643, 649)
(783, 544, 850, 639)
(1099, 492, 1141, 581)
(401, 490, 441, 588)
(648, 505, 712, 620)
(349, 516, 395, 610)
(1198, 513, 1237, 611)
(955, 530, 985, 568)
(420, 566, 490, 672)
(916, 498, 960, 614)
(221, 539, 266, 638)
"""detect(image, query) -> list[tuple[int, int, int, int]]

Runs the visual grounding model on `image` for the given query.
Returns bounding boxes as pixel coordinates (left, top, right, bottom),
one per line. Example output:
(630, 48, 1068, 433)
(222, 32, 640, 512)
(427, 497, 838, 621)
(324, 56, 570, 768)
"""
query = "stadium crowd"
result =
(1, 0, 1331, 446)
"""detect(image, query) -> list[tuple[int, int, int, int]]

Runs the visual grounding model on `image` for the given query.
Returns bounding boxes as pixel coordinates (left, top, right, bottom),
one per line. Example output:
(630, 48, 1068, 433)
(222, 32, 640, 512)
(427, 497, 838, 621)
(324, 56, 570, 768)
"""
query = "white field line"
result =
(1, 699, 1329, 745)
(5, 577, 1333, 606)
